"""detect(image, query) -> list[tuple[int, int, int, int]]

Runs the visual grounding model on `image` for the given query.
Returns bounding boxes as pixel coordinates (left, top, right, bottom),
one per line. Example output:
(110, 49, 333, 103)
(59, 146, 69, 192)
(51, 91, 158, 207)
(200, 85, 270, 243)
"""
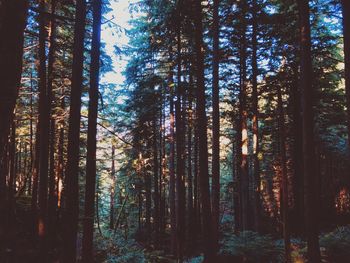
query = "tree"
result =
(0, 0, 28, 197)
(193, 0, 215, 260)
(62, 0, 87, 261)
(211, 0, 220, 250)
(341, 0, 350, 148)
(297, 0, 321, 261)
(82, 0, 102, 260)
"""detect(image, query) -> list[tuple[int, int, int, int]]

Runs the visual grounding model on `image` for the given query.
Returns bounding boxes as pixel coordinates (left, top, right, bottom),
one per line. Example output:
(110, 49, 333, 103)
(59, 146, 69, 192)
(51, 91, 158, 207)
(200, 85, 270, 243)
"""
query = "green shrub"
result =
(220, 231, 284, 263)
(320, 225, 350, 262)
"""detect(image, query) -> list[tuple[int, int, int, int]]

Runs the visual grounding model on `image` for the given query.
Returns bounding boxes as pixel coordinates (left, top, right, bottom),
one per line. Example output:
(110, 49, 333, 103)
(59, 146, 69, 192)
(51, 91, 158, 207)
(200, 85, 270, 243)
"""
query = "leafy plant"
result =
(320, 225, 350, 262)
(220, 231, 284, 263)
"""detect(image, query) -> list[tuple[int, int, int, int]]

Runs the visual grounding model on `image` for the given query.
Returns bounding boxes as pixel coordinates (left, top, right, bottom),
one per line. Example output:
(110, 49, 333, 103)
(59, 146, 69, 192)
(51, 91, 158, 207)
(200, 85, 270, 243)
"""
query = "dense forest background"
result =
(0, 0, 350, 262)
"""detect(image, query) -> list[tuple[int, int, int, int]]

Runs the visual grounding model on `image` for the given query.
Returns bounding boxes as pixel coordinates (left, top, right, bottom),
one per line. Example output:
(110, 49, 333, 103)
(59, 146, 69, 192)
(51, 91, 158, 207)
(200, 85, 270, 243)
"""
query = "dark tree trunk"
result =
(211, 0, 220, 251)
(169, 69, 177, 255)
(48, 118, 57, 245)
(110, 145, 116, 230)
(62, 0, 87, 261)
(297, 0, 321, 261)
(175, 9, 186, 259)
(342, 0, 350, 149)
(153, 114, 160, 246)
(251, 0, 261, 232)
(291, 69, 304, 235)
(277, 85, 291, 263)
(82, 0, 102, 260)
(0, 0, 27, 238)
(37, 0, 49, 250)
(193, 0, 215, 260)
(0, 0, 28, 174)
(238, 0, 249, 231)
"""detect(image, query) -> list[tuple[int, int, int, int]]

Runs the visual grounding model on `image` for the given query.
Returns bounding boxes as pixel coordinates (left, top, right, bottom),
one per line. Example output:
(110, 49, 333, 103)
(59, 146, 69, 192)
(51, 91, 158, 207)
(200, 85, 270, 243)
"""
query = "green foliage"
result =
(220, 231, 284, 263)
(320, 225, 350, 262)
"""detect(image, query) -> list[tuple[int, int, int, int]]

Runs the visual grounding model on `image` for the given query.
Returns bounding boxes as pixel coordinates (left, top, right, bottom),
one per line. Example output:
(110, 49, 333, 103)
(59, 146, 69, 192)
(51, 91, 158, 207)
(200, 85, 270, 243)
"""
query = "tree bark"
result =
(193, 0, 215, 260)
(82, 0, 102, 260)
(277, 85, 291, 263)
(251, 0, 261, 232)
(62, 0, 87, 261)
(297, 0, 321, 261)
(211, 0, 220, 250)
(342, 0, 350, 149)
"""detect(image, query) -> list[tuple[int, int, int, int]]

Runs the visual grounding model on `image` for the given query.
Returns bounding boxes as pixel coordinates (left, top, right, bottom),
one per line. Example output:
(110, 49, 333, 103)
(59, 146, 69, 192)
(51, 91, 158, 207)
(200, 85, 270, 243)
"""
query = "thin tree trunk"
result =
(342, 0, 350, 149)
(277, 84, 291, 263)
(211, 0, 220, 251)
(0, 0, 28, 239)
(62, 0, 87, 261)
(297, 0, 321, 261)
(82, 0, 102, 260)
(110, 145, 115, 230)
(238, 0, 249, 231)
(251, 0, 260, 232)
(193, 0, 215, 260)
(169, 55, 177, 256)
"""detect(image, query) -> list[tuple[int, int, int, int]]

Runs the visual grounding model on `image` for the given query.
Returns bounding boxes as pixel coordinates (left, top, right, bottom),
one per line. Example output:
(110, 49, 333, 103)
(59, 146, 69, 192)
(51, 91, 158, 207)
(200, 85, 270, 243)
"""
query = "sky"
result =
(100, 0, 136, 87)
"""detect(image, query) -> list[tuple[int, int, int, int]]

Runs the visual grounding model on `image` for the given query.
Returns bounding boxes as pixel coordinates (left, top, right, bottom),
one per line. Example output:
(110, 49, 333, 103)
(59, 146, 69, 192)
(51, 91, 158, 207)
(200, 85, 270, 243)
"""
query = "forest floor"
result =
(1, 197, 350, 262)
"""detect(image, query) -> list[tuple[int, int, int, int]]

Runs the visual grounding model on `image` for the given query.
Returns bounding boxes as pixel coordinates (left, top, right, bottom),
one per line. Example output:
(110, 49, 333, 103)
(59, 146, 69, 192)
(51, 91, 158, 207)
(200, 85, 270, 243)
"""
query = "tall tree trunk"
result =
(62, 0, 87, 261)
(251, 0, 260, 232)
(48, 118, 57, 245)
(110, 145, 115, 230)
(37, 1, 57, 254)
(291, 69, 304, 235)
(211, 0, 220, 251)
(193, 0, 215, 260)
(342, 0, 350, 149)
(37, 0, 49, 251)
(175, 8, 186, 259)
(0, 0, 27, 239)
(277, 84, 291, 263)
(153, 114, 160, 246)
(297, 0, 321, 261)
(238, 0, 249, 231)
(0, 0, 28, 174)
(169, 67, 177, 255)
(82, 0, 102, 260)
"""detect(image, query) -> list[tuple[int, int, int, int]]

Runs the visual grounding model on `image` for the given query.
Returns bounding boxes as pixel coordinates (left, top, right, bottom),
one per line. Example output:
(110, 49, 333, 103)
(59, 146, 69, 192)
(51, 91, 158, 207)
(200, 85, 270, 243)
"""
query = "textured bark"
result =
(193, 0, 215, 260)
(342, 0, 350, 149)
(175, 9, 186, 258)
(211, 0, 220, 250)
(297, 0, 321, 261)
(169, 68, 177, 255)
(110, 145, 116, 230)
(62, 0, 87, 261)
(0, 1, 27, 239)
(238, 0, 249, 231)
(153, 114, 160, 245)
(277, 85, 291, 263)
(251, 0, 261, 232)
(82, 0, 102, 260)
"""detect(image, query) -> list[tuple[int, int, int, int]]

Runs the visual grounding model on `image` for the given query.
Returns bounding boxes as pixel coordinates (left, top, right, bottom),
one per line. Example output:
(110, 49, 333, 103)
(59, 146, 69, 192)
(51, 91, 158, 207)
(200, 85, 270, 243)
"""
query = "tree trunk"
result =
(342, 0, 350, 149)
(277, 85, 291, 263)
(0, 0, 28, 174)
(62, 0, 87, 261)
(238, 0, 249, 231)
(110, 145, 115, 230)
(251, 0, 260, 232)
(211, 0, 220, 251)
(153, 114, 160, 246)
(169, 67, 177, 255)
(297, 0, 321, 261)
(193, 0, 215, 260)
(82, 0, 102, 260)
(0, 0, 27, 239)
